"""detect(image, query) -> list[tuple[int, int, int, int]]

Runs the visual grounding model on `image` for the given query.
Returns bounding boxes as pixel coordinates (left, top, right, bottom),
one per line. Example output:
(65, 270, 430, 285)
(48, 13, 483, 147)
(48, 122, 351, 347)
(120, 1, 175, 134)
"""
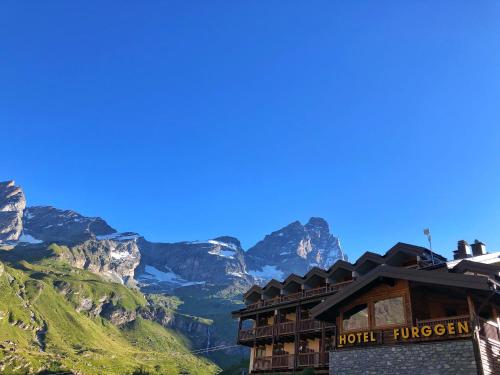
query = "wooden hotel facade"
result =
(232, 241, 500, 374)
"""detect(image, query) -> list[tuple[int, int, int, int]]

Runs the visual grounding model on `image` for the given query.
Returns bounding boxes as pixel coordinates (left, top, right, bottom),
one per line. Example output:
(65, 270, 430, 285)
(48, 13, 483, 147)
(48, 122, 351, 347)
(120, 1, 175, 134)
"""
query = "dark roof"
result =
(243, 242, 446, 300)
(354, 251, 385, 265)
(451, 260, 500, 279)
(243, 285, 262, 299)
(311, 264, 493, 321)
(304, 267, 329, 281)
(326, 260, 354, 274)
(385, 242, 446, 263)
(263, 279, 283, 291)
(283, 274, 304, 286)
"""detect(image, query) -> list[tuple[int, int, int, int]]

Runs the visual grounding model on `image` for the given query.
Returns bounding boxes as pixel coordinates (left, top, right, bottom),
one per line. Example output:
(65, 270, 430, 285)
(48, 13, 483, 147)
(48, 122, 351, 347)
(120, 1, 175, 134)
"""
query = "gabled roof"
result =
(311, 265, 493, 321)
(263, 279, 283, 291)
(243, 285, 263, 299)
(326, 260, 354, 274)
(385, 242, 446, 264)
(354, 251, 385, 266)
(303, 267, 329, 281)
(451, 259, 500, 278)
(283, 274, 304, 286)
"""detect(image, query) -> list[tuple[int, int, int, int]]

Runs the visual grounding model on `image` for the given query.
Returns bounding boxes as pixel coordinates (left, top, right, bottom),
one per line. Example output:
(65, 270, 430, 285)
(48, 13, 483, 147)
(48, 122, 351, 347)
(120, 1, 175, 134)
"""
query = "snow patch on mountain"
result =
(97, 232, 140, 242)
(139, 265, 205, 287)
(18, 233, 43, 244)
(248, 265, 284, 281)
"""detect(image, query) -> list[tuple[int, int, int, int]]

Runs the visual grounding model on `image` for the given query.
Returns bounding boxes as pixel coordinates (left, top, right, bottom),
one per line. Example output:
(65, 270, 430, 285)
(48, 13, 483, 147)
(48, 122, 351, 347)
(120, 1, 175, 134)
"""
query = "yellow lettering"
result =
(356, 332, 362, 343)
(457, 321, 469, 334)
(401, 327, 410, 339)
(347, 334, 356, 344)
(434, 324, 445, 336)
(370, 331, 376, 342)
(447, 323, 456, 335)
(421, 326, 432, 337)
(339, 335, 346, 346)
(411, 327, 420, 338)
(363, 332, 369, 343)
(393, 328, 400, 340)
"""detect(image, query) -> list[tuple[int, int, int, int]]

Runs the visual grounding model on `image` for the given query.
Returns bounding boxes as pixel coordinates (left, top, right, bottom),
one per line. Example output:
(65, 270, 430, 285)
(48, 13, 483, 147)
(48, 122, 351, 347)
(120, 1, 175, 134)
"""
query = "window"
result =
(342, 303, 369, 331)
(255, 346, 266, 358)
(273, 343, 285, 355)
(374, 296, 405, 327)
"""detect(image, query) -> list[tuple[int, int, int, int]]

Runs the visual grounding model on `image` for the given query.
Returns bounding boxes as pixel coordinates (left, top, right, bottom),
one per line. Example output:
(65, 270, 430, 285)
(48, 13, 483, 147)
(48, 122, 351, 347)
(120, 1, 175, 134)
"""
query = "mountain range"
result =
(0, 180, 346, 374)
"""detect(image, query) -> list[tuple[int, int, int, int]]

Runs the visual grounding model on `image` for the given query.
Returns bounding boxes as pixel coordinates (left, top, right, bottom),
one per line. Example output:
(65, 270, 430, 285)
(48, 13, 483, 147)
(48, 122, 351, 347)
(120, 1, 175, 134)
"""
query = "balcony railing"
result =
(253, 353, 329, 371)
(239, 320, 335, 342)
(298, 319, 322, 332)
(297, 352, 329, 368)
(255, 325, 273, 338)
(415, 314, 470, 328)
(277, 321, 296, 335)
(245, 280, 353, 311)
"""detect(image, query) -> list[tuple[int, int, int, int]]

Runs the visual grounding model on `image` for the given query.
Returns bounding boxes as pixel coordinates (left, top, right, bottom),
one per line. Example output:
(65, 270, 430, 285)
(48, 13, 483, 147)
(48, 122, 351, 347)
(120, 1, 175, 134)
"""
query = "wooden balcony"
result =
(239, 320, 336, 343)
(298, 319, 322, 332)
(255, 325, 273, 338)
(297, 352, 329, 368)
(253, 353, 328, 372)
(244, 280, 353, 311)
(277, 321, 296, 335)
(238, 328, 255, 341)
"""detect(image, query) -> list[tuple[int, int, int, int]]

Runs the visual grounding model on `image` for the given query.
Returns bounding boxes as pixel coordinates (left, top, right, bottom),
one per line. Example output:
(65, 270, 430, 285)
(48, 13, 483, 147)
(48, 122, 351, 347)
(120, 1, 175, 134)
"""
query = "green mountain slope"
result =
(0, 245, 219, 375)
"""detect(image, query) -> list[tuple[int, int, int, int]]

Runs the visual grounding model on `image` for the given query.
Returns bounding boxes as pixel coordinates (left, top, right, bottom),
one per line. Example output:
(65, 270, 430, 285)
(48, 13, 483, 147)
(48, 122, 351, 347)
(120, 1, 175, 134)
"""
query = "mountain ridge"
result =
(0, 180, 347, 372)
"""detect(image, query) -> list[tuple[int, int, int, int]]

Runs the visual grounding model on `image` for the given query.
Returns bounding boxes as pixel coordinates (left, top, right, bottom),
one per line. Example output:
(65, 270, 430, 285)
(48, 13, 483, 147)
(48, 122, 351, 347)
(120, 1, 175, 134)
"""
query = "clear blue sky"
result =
(1, 1, 499, 260)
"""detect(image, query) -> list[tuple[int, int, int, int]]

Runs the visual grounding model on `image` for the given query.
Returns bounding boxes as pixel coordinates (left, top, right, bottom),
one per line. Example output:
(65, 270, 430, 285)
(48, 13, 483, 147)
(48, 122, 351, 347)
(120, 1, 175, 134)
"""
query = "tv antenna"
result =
(423, 228, 435, 265)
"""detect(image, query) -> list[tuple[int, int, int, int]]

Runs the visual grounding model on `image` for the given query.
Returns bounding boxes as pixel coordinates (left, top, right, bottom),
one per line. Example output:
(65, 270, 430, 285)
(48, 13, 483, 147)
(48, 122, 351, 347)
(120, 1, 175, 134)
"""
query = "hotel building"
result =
(232, 241, 500, 374)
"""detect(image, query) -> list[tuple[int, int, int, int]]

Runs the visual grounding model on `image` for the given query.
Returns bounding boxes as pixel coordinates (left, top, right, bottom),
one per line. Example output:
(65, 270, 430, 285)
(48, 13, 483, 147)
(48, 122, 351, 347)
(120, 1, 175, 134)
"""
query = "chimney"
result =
(470, 240, 486, 256)
(453, 240, 471, 260)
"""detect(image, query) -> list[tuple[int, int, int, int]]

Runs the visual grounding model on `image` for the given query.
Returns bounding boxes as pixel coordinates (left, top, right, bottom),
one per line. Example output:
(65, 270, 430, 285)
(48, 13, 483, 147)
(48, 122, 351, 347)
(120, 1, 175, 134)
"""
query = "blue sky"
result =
(1, 1, 499, 260)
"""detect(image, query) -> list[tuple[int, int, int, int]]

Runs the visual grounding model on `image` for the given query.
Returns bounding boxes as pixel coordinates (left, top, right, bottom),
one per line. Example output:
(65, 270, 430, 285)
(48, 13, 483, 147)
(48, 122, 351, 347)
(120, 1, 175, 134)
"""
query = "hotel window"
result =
(255, 345, 266, 358)
(342, 303, 369, 331)
(374, 296, 405, 327)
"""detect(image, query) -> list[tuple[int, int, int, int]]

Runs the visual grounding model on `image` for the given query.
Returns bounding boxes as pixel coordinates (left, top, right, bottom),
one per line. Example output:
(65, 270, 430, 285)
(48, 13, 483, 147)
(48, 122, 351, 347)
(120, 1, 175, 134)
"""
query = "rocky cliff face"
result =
(137, 236, 251, 290)
(0, 181, 26, 242)
(245, 217, 344, 282)
(23, 206, 116, 243)
(58, 238, 141, 285)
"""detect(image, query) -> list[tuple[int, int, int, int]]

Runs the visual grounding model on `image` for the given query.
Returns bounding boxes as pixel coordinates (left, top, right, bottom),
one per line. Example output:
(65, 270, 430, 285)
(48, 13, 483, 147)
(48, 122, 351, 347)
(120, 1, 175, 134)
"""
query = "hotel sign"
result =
(338, 320, 470, 347)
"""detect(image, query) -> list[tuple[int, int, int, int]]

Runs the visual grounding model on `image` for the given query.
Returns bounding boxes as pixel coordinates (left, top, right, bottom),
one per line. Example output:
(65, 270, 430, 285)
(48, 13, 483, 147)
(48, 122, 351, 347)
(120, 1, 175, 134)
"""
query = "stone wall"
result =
(329, 340, 479, 375)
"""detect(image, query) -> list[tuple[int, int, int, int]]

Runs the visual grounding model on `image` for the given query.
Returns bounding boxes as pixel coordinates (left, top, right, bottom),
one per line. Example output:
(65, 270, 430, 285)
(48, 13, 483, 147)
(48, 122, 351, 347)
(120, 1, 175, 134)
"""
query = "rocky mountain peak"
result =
(23, 206, 116, 243)
(245, 217, 344, 282)
(212, 236, 242, 249)
(0, 180, 26, 242)
(305, 217, 329, 233)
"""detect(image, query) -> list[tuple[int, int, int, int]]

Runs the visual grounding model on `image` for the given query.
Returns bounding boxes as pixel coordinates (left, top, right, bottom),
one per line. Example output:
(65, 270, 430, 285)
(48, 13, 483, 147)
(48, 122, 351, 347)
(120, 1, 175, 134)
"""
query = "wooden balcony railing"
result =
(255, 325, 273, 338)
(244, 280, 353, 311)
(298, 319, 322, 332)
(277, 321, 296, 335)
(238, 328, 255, 341)
(272, 354, 295, 369)
(253, 353, 328, 371)
(239, 320, 335, 342)
(297, 352, 329, 368)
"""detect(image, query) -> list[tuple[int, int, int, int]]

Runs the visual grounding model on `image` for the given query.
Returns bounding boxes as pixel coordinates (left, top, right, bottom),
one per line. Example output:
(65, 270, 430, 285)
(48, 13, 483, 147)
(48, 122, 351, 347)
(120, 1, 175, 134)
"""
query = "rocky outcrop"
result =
(137, 236, 251, 288)
(23, 206, 116, 243)
(246, 217, 344, 281)
(101, 303, 137, 326)
(0, 181, 26, 242)
(58, 239, 141, 285)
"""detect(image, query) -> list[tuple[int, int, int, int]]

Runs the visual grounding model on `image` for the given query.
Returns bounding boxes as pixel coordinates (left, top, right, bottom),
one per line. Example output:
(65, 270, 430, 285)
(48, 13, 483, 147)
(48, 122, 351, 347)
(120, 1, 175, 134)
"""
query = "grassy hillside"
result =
(0, 245, 219, 375)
